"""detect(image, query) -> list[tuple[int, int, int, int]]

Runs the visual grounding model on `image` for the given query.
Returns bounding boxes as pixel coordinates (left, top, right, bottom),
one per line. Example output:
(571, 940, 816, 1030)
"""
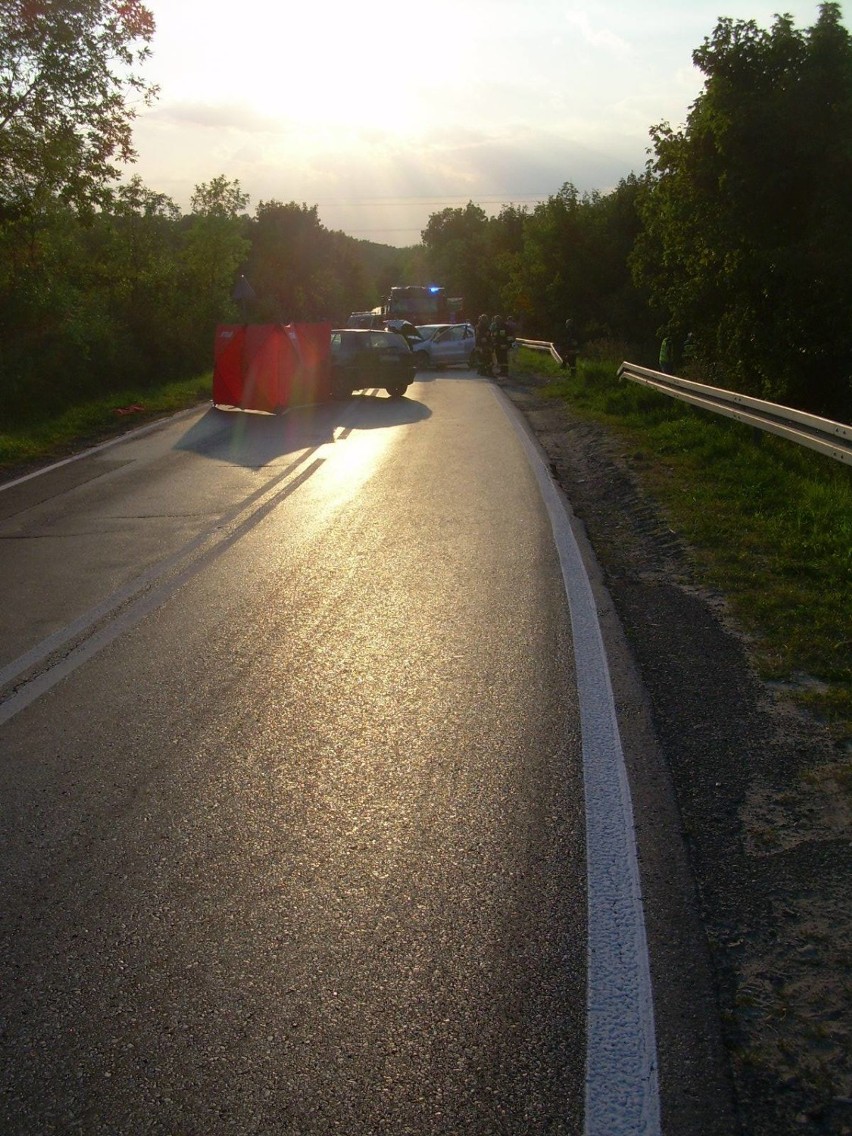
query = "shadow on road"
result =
(175, 394, 431, 468)
(346, 392, 432, 430)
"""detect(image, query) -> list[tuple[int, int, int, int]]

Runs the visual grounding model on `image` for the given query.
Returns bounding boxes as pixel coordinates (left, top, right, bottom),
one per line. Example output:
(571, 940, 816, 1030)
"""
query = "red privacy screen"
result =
(212, 323, 332, 412)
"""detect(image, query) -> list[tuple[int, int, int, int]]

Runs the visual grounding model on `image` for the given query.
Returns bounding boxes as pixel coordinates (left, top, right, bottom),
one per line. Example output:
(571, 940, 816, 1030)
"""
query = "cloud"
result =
(141, 101, 290, 133)
(561, 9, 634, 58)
(259, 124, 651, 245)
(130, 107, 653, 245)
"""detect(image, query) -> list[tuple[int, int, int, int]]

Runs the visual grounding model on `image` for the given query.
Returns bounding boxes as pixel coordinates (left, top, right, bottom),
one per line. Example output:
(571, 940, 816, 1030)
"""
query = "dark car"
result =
(330, 328, 416, 400)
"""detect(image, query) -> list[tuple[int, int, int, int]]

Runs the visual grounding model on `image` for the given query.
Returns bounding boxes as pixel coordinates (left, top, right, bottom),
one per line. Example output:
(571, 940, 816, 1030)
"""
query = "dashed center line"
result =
(0, 452, 324, 725)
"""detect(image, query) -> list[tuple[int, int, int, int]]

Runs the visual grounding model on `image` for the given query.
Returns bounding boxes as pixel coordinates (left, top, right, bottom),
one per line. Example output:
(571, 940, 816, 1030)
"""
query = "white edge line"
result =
(0, 405, 207, 493)
(495, 387, 661, 1136)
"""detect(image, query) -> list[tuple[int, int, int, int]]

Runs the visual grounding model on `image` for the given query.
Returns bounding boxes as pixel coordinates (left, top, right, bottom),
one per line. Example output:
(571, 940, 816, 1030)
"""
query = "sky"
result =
(130, 0, 844, 246)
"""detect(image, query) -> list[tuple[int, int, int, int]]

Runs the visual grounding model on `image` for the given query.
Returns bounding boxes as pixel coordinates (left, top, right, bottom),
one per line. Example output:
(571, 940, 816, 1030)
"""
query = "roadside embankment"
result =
(498, 360, 851, 1136)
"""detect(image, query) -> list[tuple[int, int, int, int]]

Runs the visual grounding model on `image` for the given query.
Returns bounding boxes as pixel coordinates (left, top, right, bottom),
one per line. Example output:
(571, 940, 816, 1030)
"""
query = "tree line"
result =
(1, 1, 849, 424)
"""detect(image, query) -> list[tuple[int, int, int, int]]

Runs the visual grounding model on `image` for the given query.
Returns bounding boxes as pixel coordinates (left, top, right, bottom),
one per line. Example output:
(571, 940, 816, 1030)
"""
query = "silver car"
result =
(412, 323, 476, 370)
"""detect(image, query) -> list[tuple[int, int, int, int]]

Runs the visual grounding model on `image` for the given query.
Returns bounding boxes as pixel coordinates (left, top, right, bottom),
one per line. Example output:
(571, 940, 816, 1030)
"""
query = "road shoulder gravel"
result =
(497, 369, 852, 1136)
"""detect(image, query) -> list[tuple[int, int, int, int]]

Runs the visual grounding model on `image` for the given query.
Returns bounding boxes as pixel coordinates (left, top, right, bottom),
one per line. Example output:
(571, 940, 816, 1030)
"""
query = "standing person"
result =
(659, 332, 674, 374)
(682, 332, 696, 373)
(492, 315, 512, 378)
(232, 274, 256, 323)
(559, 319, 579, 373)
(475, 314, 493, 376)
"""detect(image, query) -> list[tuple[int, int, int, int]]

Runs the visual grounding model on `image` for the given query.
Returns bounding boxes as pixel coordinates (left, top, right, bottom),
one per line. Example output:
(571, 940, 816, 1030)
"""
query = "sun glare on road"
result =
(315, 411, 399, 508)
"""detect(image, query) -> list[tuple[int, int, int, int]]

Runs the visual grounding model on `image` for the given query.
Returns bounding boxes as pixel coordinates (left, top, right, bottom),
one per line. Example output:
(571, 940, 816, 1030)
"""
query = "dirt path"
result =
(497, 370, 852, 1136)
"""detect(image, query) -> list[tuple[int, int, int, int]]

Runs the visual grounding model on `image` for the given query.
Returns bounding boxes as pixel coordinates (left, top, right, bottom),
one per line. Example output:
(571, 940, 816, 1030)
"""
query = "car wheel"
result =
(413, 352, 429, 371)
(331, 375, 353, 400)
(386, 384, 407, 399)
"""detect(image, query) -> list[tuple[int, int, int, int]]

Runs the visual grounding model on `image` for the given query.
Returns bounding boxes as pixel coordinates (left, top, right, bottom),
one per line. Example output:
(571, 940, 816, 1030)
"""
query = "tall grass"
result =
(0, 375, 212, 471)
(514, 347, 852, 738)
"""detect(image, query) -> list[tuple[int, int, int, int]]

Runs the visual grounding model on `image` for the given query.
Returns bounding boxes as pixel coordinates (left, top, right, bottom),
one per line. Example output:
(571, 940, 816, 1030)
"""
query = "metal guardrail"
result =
(513, 340, 851, 465)
(617, 361, 852, 466)
(515, 337, 564, 364)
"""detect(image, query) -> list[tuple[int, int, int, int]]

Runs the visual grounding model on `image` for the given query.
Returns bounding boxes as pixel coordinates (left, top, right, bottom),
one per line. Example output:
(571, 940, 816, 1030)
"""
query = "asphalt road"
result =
(0, 375, 600, 1134)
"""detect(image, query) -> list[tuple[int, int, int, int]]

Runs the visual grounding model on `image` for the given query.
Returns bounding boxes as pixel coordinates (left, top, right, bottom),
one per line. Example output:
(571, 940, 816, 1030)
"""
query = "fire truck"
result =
(381, 286, 464, 325)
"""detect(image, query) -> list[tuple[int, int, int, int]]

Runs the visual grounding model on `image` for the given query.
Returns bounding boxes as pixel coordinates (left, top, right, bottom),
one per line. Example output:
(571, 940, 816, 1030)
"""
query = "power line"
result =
(344, 230, 426, 236)
(314, 194, 551, 207)
(317, 194, 554, 237)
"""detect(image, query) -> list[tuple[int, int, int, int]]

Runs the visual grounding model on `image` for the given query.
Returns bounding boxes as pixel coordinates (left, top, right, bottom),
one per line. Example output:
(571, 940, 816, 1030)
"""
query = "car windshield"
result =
(416, 324, 450, 341)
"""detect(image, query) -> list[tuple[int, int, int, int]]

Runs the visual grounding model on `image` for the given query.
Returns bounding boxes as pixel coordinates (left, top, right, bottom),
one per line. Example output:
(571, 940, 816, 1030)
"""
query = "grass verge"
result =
(0, 374, 213, 474)
(513, 347, 852, 742)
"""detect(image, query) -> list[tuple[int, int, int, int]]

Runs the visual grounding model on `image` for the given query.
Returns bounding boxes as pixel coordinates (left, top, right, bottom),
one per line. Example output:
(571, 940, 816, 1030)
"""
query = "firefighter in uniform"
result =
(474, 314, 493, 376)
(659, 333, 674, 374)
(559, 319, 579, 373)
(491, 315, 513, 378)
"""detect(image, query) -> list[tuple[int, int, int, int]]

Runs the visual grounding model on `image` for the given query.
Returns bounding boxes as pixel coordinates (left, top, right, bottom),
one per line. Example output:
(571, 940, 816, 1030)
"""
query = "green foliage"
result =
(632, 2, 852, 418)
(416, 184, 652, 347)
(241, 203, 415, 325)
(421, 202, 494, 317)
(0, 171, 415, 432)
(190, 176, 249, 219)
(181, 177, 251, 334)
(0, 372, 211, 468)
(511, 178, 652, 344)
(247, 201, 346, 323)
(0, 0, 158, 214)
(0, 173, 252, 429)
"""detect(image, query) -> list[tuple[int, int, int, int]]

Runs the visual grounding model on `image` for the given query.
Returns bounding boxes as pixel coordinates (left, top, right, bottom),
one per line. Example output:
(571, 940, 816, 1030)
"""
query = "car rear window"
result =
(370, 332, 409, 350)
